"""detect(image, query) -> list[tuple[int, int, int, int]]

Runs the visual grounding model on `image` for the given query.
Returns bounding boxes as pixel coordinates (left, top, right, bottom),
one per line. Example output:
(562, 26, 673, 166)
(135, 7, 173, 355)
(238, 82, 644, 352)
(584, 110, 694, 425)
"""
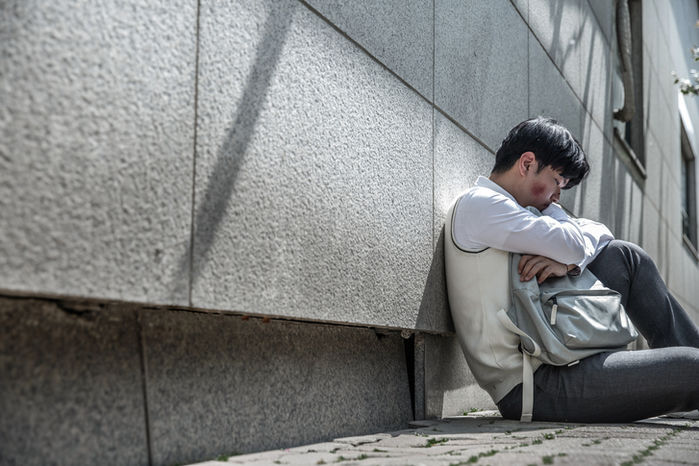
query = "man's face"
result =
(522, 161, 569, 211)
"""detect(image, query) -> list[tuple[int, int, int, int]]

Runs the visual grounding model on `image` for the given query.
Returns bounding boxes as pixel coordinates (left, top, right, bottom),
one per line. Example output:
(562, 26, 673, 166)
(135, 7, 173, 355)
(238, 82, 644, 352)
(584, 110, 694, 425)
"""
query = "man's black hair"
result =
(492, 117, 589, 189)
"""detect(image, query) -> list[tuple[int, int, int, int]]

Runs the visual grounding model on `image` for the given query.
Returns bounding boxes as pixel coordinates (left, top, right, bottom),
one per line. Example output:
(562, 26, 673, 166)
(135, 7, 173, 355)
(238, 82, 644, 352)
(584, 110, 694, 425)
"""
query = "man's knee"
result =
(599, 240, 652, 266)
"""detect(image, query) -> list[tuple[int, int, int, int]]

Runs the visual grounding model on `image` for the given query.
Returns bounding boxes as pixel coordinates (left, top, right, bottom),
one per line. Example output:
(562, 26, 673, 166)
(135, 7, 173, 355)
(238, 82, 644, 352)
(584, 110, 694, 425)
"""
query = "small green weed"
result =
(542, 455, 555, 464)
(215, 452, 240, 461)
(620, 426, 688, 466)
(464, 449, 499, 463)
(335, 454, 369, 462)
(424, 437, 449, 447)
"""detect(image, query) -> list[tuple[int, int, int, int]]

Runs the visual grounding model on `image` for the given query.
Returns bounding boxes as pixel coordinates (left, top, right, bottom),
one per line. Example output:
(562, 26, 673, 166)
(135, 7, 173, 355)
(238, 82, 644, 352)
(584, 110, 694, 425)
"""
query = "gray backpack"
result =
(497, 253, 638, 422)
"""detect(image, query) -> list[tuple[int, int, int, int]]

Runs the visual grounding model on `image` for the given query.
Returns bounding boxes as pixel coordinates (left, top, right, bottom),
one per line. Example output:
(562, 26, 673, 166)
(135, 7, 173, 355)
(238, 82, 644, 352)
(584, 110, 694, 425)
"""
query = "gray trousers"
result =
(497, 240, 699, 422)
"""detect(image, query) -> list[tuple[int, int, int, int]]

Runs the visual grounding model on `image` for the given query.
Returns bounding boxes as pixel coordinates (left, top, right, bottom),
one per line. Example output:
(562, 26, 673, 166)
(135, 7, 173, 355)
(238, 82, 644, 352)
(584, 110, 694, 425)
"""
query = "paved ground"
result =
(189, 411, 699, 466)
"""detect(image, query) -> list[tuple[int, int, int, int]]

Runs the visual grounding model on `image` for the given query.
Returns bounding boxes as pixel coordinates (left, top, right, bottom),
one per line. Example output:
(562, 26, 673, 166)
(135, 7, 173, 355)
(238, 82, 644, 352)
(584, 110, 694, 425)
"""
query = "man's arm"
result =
(571, 216, 615, 270)
(517, 254, 576, 283)
(454, 188, 613, 270)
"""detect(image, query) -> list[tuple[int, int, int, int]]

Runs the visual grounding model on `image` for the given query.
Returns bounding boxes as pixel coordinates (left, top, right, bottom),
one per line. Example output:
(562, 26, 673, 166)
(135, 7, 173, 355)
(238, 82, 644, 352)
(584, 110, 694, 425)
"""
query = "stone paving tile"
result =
(188, 413, 699, 466)
(333, 435, 396, 447)
(285, 442, 350, 453)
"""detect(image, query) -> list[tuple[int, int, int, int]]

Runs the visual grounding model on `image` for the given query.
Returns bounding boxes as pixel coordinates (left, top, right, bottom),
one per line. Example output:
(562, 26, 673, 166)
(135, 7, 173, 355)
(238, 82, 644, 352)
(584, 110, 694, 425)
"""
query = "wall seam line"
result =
(299, 0, 505, 158)
(188, 0, 203, 307)
(298, 0, 432, 106)
(432, 0, 436, 251)
(137, 309, 154, 466)
(433, 105, 495, 155)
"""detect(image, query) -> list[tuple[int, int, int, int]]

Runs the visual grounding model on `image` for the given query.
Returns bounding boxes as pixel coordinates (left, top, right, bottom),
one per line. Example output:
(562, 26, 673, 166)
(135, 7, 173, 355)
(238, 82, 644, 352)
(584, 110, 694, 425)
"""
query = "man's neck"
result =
(488, 172, 521, 204)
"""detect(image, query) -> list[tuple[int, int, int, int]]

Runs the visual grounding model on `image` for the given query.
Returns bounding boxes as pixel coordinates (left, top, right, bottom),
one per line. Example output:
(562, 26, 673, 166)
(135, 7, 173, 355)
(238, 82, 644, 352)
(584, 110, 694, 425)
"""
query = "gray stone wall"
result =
(0, 296, 411, 465)
(640, 0, 699, 318)
(2, 0, 699, 462)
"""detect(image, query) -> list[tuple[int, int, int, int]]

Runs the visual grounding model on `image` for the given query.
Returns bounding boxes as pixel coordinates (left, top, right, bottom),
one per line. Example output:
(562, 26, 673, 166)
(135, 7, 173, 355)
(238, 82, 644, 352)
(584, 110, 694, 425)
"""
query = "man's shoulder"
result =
(451, 184, 520, 250)
(457, 183, 515, 212)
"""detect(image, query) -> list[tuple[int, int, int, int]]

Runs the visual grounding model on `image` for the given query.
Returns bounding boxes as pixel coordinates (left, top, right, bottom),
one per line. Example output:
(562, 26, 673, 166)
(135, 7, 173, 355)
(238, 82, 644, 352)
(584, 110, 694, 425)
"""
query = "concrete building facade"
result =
(1, 0, 698, 464)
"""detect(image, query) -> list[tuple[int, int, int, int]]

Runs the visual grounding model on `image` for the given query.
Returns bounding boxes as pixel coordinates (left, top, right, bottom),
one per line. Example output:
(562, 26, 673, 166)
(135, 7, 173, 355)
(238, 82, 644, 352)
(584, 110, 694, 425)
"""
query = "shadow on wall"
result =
(171, 3, 295, 302)
(416, 227, 454, 333)
(416, 226, 491, 417)
(548, 0, 581, 76)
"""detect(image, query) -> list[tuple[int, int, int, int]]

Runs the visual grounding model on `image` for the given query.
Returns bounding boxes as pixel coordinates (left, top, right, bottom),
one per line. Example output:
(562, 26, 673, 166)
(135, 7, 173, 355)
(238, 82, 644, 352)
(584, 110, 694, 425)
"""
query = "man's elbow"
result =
(565, 233, 589, 264)
(566, 248, 586, 266)
(548, 230, 587, 264)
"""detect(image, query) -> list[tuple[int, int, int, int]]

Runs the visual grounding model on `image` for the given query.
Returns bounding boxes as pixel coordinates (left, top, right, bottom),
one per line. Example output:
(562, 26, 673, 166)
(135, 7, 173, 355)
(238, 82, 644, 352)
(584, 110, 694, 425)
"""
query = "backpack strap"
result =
(521, 352, 534, 423)
(497, 309, 537, 423)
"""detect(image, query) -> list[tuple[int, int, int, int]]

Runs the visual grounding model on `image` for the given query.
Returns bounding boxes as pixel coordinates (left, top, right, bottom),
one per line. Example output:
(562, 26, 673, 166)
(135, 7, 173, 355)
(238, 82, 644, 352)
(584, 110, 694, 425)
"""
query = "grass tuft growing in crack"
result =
(215, 452, 240, 461)
(465, 449, 499, 463)
(422, 437, 449, 448)
(620, 427, 688, 466)
(335, 454, 369, 462)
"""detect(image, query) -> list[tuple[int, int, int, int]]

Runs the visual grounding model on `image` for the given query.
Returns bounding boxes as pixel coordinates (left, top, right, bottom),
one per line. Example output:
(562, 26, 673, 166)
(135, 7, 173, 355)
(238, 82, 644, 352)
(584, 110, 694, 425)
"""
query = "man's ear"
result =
(518, 151, 536, 176)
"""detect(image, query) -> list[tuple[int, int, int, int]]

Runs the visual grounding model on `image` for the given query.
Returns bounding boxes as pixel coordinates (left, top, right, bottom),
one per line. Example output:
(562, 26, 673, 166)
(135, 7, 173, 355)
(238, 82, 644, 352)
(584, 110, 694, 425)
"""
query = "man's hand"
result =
(518, 255, 569, 284)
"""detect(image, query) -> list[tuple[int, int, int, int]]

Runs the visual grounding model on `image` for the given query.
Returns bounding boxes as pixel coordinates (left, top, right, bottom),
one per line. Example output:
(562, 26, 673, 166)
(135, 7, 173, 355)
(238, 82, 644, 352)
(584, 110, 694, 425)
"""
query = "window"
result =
(681, 122, 697, 256)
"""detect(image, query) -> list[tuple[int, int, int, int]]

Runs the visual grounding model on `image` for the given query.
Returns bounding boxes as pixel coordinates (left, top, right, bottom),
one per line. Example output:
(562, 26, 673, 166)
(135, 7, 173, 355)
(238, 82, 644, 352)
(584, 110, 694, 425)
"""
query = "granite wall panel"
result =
(419, 111, 494, 332)
(528, 0, 583, 98)
(587, 0, 615, 45)
(0, 0, 197, 305)
(435, 0, 529, 151)
(571, 115, 611, 222)
(305, 0, 434, 99)
(579, 1, 613, 142)
(424, 333, 496, 419)
(190, 0, 433, 330)
(143, 310, 412, 465)
(0, 298, 148, 466)
(529, 31, 584, 141)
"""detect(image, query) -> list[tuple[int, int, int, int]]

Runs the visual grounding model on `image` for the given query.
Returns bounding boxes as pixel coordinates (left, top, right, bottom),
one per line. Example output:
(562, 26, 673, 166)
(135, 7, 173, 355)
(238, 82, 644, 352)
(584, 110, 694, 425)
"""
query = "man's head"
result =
(490, 117, 589, 210)
(493, 117, 589, 186)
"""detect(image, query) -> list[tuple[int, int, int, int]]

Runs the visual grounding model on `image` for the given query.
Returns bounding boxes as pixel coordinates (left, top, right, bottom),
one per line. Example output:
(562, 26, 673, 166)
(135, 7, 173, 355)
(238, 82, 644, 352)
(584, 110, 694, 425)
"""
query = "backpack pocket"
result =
(541, 289, 637, 349)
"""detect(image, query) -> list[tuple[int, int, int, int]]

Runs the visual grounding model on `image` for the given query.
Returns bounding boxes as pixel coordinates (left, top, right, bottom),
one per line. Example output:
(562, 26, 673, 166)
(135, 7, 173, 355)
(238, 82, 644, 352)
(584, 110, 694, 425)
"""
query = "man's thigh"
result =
(500, 347, 699, 423)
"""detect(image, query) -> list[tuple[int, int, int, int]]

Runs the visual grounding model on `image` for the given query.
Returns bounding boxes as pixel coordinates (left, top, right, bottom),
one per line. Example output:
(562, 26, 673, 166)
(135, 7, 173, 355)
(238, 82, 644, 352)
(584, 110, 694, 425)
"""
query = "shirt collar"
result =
(475, 175, 517, 203)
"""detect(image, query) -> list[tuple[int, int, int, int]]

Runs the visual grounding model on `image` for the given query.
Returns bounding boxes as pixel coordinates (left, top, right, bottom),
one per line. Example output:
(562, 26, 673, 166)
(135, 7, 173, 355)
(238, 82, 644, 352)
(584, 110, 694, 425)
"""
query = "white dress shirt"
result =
(453, 176, 614, 270)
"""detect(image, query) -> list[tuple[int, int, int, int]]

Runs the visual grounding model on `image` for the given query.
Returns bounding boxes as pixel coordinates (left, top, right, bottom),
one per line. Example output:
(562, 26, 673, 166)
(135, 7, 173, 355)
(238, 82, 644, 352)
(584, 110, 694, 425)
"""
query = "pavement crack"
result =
(619, 426, 688, 466)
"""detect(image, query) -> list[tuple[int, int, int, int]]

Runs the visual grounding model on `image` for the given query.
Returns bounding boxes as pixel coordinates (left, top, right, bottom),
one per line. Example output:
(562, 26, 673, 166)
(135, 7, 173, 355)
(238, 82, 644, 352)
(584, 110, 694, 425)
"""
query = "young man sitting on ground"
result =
(445, 117, 699, 422)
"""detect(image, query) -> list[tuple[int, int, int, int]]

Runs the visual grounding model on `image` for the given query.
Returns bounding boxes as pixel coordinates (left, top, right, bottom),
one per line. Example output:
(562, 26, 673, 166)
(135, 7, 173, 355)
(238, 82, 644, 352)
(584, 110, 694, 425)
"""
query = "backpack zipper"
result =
(549, 297, 558, 325)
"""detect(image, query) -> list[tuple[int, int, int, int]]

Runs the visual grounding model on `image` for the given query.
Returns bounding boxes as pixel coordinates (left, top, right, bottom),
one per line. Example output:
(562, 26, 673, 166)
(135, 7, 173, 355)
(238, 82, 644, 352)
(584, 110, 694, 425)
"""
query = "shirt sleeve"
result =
(453, 188, 612, 268)
(571, 217, 615, 270)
